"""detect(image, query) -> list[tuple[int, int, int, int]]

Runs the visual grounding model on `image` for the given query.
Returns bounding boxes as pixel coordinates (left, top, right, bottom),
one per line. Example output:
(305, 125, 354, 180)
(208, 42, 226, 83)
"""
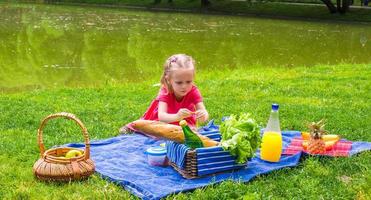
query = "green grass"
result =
(0, 64, 370, 199)
(13, 0, 371, 22)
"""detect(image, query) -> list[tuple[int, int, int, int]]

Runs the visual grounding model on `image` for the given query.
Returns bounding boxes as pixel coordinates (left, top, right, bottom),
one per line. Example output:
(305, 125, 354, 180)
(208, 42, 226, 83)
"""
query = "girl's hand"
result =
(177, 108, 192, 120)
(195, 109, 208, 122)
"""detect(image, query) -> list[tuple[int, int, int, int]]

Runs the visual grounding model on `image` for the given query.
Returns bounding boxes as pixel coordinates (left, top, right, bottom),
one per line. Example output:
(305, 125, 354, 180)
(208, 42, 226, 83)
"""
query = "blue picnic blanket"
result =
(66, 126, 371, 200)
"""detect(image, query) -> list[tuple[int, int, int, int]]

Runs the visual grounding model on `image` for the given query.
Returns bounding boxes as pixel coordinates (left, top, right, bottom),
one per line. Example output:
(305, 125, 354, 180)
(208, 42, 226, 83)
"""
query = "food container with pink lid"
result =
(145, 146, 168, 166)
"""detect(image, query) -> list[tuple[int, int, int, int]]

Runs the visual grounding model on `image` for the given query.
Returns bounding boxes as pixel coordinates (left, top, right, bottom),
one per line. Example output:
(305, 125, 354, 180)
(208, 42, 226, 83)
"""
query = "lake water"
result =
(1, 3, 370, 92)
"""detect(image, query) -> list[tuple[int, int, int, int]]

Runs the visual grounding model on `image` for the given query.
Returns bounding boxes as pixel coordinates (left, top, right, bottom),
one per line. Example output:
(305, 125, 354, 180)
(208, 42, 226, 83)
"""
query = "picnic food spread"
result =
(131, 120, 218, 147)
(146, 146, 168, 166)
(132, 109, 341, 168)
(179, 120, 204, 149)
(220, 113, 262, 164)
(64, 149, 83, 158)
(301, 132, 340, 141)
(302, 119, 340, 153)
(261, 104, 282, 162)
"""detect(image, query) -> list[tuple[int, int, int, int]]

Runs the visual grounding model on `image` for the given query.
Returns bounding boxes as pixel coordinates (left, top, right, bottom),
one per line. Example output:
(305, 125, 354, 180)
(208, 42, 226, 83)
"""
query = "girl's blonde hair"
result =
(160, 54, 196, 94)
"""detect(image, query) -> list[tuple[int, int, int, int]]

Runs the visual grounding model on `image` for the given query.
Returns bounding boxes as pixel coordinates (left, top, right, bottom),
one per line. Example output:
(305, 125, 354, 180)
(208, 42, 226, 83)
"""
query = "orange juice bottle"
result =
(261, 104, 282, 162)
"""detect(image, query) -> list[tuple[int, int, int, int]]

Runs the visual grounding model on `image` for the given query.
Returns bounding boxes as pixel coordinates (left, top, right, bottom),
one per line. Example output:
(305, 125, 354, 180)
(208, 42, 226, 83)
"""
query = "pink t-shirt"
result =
(141, 85, 203, 127)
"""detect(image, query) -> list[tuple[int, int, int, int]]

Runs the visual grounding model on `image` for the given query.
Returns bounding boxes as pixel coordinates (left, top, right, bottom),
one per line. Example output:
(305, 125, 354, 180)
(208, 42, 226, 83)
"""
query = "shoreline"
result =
(4, 1, 371, 24)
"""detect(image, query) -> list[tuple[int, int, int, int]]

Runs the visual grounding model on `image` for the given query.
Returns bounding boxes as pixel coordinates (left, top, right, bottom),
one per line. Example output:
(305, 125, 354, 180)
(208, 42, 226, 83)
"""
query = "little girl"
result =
(121, 54, 208, 132)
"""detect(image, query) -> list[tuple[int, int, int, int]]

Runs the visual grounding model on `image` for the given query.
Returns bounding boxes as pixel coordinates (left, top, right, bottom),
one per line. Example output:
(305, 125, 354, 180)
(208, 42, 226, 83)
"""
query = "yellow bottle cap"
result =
(179, 120, 187, 127)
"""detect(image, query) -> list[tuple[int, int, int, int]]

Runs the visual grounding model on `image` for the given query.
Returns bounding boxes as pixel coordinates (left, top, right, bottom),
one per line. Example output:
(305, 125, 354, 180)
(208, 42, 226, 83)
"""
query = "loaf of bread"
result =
(131, 120, 218, 147)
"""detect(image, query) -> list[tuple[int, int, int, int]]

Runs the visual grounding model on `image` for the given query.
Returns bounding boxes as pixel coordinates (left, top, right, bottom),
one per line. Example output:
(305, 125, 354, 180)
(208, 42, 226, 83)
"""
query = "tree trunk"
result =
(201, 0, 211, 7)
(321, 0, 337, 13)
(337, 0, 350, 13)
(342, 0, 350, 12)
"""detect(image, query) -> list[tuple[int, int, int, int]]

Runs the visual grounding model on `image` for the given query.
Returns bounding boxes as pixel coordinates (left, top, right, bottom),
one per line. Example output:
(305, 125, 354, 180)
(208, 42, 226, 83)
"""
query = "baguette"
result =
(131, 120, 218, 147)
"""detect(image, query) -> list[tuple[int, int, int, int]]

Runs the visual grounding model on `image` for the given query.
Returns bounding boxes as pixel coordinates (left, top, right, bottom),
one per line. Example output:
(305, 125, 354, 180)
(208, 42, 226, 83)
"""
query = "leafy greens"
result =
(220, 113, 262, 164)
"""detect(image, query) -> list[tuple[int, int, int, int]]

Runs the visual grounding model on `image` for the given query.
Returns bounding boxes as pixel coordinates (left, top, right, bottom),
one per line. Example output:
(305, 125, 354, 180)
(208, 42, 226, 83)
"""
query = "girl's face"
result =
(168, 68, 194, 99)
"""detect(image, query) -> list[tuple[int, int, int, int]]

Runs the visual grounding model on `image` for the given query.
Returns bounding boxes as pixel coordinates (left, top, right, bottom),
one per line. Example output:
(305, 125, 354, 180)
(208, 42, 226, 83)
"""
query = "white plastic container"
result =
(146, 146, 168, 166)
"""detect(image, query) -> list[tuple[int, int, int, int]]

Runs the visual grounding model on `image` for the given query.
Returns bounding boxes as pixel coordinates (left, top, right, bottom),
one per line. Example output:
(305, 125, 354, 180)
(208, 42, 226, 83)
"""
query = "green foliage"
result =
(7, 0, 371, 22)
(220, 113, 261, 163)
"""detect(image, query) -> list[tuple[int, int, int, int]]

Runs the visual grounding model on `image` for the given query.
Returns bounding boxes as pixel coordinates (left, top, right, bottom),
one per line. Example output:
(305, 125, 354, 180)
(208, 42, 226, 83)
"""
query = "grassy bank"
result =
(9, 0, 371, 22)
(0, 64, 370, 199)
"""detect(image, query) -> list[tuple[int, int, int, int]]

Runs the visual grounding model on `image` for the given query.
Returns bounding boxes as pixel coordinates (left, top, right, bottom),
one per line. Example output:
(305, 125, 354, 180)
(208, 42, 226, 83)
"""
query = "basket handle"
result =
(37, 112, 91, 160)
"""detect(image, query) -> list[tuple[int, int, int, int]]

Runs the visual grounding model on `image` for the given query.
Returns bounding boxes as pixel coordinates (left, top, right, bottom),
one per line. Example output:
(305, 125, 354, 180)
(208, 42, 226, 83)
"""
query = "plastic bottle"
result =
(260, 103, 282, 162)
(179, 120, 204, 149)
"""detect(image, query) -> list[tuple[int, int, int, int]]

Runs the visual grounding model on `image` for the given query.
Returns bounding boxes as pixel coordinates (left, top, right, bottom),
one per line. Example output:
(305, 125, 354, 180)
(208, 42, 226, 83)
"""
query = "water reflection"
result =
(360, 33, 367, 47)
(0, 3, 370, 92)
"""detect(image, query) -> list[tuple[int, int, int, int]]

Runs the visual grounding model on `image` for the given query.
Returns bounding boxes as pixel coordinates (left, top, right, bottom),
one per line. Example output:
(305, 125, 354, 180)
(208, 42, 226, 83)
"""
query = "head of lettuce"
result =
(220, 113, 262, 164)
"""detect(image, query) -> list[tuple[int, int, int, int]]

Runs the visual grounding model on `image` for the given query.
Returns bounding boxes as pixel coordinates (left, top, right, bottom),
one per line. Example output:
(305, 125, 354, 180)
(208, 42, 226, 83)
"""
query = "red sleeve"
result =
(191, 86, 203, 104)
(156, 87, 170, 104)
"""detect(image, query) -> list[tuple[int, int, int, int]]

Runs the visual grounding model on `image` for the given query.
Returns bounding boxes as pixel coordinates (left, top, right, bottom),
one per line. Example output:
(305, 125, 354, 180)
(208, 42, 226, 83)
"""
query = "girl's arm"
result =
(158, 101, 192, 123)
(195, 102, 209, 122)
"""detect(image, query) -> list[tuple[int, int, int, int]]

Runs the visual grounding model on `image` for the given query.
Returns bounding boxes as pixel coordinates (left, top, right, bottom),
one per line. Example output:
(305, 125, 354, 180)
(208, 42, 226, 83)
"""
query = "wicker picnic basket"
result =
(169, 149, 199, 179)
(33, 112, 95, 181)
(166, 123, 247, 179)
(168, 145, 247, 179)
